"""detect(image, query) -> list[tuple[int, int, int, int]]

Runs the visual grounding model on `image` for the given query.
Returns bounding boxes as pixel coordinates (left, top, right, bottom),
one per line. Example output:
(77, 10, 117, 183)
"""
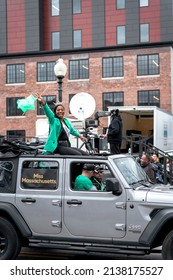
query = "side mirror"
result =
(105, 178, 122, 195)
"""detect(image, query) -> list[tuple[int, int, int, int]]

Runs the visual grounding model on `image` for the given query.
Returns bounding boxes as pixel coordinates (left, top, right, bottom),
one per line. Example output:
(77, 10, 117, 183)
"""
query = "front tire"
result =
(0, 217, 21, 260)
(162, 230, 173, 259)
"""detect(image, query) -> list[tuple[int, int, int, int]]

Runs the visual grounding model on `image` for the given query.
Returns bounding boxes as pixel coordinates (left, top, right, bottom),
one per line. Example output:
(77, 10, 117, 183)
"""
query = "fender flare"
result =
(139, 208, 173, 245)
(0, 202, 31, 237)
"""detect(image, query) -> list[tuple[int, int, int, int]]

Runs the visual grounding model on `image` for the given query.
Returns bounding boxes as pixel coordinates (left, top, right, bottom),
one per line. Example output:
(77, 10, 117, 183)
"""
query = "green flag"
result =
(17, 95, 37, 113)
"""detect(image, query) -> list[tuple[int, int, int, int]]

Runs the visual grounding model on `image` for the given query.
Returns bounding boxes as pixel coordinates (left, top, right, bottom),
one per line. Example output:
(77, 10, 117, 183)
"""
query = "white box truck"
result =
(109, 106, 173, 153)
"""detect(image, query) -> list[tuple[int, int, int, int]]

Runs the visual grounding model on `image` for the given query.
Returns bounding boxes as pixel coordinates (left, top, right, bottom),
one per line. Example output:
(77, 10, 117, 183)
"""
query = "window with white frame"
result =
(139, 0, 149, 7)
(102, 56, 123, 78)
(51, 0, 59, 16)
(6, 64, 25, 84)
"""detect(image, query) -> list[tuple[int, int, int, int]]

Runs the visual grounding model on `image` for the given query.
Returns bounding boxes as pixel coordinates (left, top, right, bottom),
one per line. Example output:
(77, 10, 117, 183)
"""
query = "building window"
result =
(69, 94, 75, 113)
(140, 23, 149, 42)
(103, 92, 124, 111)
(73, 0, 81, 14)
(7, 130, 25, 141)
(137, 54, 159, 76)
(6, 97, 24, 116)
(117, 26, 126, 45)
(52, 32, 60, 49)
(138, 90, 160, 107)
(6, 64, 25, 84)
(37, 62, 56, 82)
(116, 0, 125, 9)
(37, 95, 56, 115)
(51, 0, 59, 16)
(102, 57, 123, 78)
(140, 0, 149, 7)
(69, 59, 89, 80)
(73, 30, 82, 48)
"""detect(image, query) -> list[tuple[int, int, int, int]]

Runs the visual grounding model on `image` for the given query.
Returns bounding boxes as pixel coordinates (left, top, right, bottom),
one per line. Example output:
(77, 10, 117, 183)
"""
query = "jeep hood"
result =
(146, 185, 173, 204)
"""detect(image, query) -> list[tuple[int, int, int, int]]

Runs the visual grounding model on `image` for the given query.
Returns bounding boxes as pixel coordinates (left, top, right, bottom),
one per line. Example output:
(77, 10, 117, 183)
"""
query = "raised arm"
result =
(35, 93, 46, 106)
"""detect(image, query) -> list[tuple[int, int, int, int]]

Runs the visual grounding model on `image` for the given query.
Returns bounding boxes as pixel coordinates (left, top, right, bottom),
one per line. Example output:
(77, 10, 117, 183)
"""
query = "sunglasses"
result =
(94, 170, 103, 174)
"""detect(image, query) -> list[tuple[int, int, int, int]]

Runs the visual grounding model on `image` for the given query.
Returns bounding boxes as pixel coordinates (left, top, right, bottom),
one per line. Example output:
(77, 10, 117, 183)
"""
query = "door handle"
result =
(67, 199, 82, 205)
(21, 198, 36, 203)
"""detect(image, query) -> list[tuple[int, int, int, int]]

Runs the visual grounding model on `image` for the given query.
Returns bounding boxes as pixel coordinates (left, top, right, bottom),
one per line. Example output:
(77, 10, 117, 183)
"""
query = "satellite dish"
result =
(69, 92, 96, 120)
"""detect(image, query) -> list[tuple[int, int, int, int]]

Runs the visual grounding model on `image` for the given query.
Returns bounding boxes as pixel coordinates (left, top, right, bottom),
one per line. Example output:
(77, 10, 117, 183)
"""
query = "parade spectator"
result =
(140, 153, 157, 184)
(151, 152, 163, 183)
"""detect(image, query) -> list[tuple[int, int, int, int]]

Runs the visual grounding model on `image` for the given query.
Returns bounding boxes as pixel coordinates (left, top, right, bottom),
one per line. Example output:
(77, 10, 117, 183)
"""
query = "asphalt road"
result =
(17, 247, 162, 260)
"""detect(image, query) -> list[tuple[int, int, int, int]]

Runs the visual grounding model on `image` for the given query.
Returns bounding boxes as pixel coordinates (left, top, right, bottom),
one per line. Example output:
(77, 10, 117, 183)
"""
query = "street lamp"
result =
(54, 57, 67, 102)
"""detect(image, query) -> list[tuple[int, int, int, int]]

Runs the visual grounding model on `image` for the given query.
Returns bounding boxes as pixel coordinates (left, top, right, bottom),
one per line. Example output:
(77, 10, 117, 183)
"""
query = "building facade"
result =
(0, 0, 173, 142)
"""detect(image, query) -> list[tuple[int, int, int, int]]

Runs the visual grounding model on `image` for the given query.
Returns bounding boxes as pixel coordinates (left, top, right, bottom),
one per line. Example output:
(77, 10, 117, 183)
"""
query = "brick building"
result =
(0, 0, 173, 144)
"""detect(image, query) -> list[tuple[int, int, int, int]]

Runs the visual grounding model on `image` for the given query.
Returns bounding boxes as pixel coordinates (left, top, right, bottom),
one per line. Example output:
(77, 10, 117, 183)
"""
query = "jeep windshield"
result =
(113, 157, 149, 187)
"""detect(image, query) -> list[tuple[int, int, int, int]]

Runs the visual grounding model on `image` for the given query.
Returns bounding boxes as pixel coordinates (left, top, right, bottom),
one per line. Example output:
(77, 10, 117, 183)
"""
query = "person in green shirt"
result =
(74, 164, 97, 191)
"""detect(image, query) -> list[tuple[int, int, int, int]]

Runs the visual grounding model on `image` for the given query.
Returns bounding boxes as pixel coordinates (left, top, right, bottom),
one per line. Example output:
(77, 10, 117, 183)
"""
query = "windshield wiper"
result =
(130, 180, 150, 188)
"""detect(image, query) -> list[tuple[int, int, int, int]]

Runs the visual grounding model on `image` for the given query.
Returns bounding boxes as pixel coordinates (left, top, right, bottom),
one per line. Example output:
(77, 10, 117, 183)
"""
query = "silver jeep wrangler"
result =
(0, 146, 173, 259)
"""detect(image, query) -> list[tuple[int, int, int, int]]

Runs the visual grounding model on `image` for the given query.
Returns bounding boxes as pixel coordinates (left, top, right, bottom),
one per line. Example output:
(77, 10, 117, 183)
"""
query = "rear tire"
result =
(0, 217, 21, 260)
(162, 230, 173, 259)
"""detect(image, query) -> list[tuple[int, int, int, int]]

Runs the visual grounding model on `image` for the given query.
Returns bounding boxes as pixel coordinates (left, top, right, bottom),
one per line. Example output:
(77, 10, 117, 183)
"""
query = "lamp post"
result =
(54, 57, 67, 102)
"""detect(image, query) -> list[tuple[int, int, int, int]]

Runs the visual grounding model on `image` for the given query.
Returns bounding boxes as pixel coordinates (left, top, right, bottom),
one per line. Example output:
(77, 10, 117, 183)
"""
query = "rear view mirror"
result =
(105, 178, 122, 195)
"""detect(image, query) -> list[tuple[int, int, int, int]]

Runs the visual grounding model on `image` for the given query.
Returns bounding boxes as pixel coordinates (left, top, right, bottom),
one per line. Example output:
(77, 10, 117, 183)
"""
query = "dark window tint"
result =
(21, 161, 58, 190)
(6, 97, 24, 116)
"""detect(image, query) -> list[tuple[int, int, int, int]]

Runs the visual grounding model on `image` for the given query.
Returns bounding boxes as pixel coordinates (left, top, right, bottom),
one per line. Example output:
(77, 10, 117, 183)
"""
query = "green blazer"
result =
(42, 104, 79, 153)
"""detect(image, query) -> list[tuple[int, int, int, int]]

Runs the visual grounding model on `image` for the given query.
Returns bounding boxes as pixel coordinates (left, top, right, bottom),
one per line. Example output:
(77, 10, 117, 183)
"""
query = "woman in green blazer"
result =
(36, 94, 87, 155)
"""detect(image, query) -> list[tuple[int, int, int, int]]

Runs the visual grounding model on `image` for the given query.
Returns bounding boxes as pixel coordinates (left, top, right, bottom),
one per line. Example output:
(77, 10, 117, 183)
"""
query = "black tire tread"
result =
(162, 230, 173, 260)
(0, 217, 21, 260)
